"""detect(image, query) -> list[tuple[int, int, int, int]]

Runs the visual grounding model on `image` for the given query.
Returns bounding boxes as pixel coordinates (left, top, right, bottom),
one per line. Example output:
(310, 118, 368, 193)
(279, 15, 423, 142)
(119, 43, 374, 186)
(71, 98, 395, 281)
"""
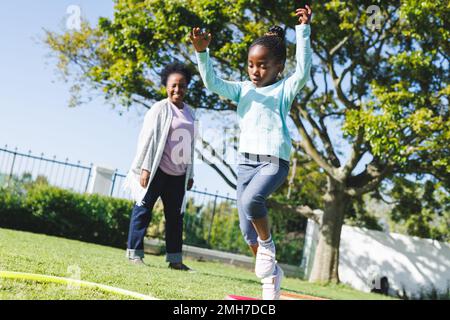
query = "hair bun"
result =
(265, 26, 285, 40)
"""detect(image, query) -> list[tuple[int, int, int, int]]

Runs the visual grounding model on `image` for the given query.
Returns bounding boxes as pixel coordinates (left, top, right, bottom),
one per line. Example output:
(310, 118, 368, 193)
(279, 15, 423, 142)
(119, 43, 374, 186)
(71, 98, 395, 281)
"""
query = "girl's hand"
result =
(296, 4, 312, 25)
(140, 169, 150, 188)
(190, 27, 212, 52)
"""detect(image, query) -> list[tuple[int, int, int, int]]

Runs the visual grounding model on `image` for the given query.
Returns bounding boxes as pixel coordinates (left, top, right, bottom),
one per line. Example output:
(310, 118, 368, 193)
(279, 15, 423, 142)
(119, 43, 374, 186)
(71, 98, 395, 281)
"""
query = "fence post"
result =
(84, 163, 93, 193)
(7, 147, 18, 185)
(110, 170, 118, 197)
(207, 191, 219, 246)
(86, 165, 115, 195)
(300, 218, 321, 280)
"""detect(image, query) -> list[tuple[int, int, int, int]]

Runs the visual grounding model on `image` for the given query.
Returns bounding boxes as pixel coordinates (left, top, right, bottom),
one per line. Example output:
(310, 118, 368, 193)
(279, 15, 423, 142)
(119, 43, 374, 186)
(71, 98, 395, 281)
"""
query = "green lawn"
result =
(0, 228, 395, 300)
(0, 279, 130, 300)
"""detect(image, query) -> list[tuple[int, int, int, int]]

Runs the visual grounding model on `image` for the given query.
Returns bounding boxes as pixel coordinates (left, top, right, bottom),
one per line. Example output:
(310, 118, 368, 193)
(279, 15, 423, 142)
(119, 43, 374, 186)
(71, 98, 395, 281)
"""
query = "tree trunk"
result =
(309, 177, 347, 283)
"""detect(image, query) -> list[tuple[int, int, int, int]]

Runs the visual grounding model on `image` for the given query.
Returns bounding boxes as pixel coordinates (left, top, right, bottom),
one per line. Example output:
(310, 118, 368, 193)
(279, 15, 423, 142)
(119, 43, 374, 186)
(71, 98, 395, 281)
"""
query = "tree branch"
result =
(132, 97, 152, 109)
(346, 165, 393, 197)
(195, 147, 236, 189)
(342, 128, 365, 177)
(266, 199, 323, 224)
(329, 35, 350, 57)
(296, 104, 341, 167)
(199, 138, 237, 180)
(291, 101, 340, 181)
(327, 60, 358, 110)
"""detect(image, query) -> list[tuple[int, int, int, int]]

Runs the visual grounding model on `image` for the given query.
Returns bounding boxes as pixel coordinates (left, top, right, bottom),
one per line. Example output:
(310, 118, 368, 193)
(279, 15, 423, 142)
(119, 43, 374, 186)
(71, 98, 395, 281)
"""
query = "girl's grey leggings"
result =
(236, 153, 290, 245)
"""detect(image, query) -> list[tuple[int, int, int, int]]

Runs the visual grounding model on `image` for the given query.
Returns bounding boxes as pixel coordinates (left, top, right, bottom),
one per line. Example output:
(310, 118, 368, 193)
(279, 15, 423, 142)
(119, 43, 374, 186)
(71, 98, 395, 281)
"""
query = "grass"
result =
(0, 228, 396, 300)
(0, 279, 131, 300)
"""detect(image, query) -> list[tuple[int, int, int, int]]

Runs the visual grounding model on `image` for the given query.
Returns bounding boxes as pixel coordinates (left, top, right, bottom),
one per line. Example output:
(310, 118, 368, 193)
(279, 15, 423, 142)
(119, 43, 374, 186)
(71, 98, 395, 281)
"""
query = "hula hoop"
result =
(0, 270, 158, 300)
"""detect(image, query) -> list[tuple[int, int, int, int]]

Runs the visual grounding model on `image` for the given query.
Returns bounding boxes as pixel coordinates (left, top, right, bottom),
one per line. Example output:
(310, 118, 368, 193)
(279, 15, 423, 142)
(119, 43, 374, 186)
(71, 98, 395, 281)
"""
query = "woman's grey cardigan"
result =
(123, 98, 197, 212)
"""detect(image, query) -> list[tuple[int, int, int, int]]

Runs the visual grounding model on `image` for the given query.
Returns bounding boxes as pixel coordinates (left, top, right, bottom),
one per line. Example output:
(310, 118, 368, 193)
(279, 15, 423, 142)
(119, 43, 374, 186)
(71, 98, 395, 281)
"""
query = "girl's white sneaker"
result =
(255, 244, 276, 278)
(261, 265, 284, 300)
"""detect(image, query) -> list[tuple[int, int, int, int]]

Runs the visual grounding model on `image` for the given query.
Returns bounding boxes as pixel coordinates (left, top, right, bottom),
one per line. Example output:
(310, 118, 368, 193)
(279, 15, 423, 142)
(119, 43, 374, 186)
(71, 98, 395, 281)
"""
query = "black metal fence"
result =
(0, 146, 92, 193)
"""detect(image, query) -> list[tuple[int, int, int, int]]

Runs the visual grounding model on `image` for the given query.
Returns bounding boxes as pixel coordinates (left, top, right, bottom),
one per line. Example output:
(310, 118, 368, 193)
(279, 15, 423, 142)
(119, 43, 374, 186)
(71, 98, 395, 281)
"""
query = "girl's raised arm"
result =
(190, 28, 242, 103)
(284, 5, 313, 108)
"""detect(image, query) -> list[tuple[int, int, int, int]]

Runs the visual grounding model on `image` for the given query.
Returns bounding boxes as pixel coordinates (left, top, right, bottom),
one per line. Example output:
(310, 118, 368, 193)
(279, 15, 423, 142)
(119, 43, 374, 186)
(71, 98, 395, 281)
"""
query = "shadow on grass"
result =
(133, 260, 262, 287)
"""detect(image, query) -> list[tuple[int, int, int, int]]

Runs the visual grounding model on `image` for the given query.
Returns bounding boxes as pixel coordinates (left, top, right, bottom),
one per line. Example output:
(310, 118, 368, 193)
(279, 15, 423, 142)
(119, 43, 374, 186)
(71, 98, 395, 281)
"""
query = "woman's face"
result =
(166, 73, 188, 107)
(248, 45, 283, 88)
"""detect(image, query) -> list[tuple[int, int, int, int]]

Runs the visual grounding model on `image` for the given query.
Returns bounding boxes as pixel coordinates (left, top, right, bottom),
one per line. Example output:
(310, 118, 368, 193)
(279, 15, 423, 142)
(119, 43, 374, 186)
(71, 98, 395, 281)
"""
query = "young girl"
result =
(191, 5, 312, 299)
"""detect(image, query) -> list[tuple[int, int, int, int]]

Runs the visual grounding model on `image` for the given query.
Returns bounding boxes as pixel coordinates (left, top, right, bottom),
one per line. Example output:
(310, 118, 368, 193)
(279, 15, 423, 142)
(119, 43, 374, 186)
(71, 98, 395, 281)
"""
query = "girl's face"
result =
(166, 73, 188, 107)
(248, 45, 284, 88)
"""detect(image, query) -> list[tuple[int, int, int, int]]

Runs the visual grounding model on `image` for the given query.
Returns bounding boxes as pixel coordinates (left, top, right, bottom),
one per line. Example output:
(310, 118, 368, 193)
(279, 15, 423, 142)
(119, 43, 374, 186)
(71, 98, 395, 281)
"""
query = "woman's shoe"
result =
(168, 262, 192, 271)
(129, 258, 145, 265)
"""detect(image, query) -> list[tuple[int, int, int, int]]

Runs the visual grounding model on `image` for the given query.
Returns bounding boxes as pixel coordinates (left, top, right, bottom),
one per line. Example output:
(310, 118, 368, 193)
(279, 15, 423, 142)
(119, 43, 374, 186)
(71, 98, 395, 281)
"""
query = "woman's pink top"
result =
(158, 101, 195, 176)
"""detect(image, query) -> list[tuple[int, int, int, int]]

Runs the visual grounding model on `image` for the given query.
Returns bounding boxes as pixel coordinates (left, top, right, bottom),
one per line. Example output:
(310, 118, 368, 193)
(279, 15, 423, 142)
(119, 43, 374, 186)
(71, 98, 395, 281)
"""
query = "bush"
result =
(0, 184, 133, 248)
(0, 181, 305, 264)
(151, 198, 305, 263)
(205, 203, 250, 255)
(148, 199, 251, 256)
(0, 186, 33, 230)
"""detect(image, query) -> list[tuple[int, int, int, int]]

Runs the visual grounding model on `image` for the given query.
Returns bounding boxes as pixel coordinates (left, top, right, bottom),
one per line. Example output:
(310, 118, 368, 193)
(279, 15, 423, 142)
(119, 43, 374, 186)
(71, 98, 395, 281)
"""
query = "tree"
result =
(386, 177, 449, 242)
(45, 0, 449, 282)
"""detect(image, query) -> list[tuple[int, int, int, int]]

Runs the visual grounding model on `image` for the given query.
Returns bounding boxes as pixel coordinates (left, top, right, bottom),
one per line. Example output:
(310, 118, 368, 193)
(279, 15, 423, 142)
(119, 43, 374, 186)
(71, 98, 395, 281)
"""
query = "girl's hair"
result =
(161, 62, 192, 86)
(249, 26, 287, 65)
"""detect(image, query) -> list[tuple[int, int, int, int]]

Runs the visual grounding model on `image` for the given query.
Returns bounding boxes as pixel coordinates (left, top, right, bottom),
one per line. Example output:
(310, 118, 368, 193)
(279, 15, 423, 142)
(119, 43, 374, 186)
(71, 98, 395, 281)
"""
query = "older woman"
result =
(124, 62, 197, 270)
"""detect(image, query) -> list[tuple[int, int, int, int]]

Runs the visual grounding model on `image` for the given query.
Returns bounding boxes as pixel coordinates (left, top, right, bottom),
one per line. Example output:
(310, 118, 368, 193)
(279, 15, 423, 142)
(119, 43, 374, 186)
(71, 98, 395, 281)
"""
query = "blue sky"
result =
(0, 0, 237, 197)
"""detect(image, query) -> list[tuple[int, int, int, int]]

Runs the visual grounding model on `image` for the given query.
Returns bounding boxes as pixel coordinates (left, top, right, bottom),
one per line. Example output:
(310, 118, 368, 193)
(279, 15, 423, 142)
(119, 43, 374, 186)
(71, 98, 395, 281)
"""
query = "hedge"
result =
(0, 184, 133, 248)
(0, 182, 304, 264)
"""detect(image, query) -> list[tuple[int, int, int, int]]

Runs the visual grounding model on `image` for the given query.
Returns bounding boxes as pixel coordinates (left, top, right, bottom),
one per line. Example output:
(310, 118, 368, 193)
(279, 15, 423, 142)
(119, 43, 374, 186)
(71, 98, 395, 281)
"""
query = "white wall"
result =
(302, 220, 450, 298)
(87, 165, 115, 196)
